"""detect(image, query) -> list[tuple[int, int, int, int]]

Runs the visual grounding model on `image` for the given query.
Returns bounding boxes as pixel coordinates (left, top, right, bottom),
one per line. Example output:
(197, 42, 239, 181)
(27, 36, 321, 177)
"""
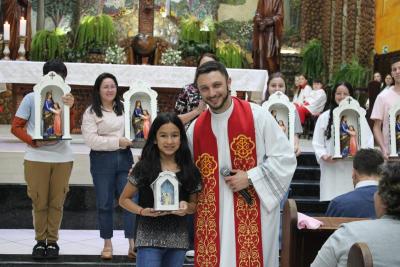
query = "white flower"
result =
(161, 48, 182, 65)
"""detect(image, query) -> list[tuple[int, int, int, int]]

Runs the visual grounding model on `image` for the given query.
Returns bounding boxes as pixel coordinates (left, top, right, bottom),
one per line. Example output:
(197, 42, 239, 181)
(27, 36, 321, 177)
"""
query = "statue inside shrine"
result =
(252, 0, 283, 73)
(42, 91, 55, 138)
(132, 100, 145, 139)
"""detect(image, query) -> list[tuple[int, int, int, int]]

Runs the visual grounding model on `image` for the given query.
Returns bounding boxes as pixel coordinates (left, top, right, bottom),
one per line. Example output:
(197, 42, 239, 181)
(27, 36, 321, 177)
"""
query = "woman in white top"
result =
(312, 82, 374, 201)
(81, 73, 136, 260)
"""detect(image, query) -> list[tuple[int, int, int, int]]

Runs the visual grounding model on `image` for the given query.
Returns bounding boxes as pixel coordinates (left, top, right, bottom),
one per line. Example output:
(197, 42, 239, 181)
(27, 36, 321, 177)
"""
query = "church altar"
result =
(0, 61, 268, 92)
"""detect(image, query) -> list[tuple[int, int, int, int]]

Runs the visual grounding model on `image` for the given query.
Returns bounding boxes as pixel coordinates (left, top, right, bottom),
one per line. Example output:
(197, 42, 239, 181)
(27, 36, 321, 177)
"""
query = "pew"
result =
(347, 242, 373, 267)
(281, 199, 366, 267)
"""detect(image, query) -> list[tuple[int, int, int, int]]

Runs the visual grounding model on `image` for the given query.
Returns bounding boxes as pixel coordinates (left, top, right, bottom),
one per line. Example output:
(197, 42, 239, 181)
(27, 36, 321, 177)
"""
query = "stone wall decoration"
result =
(123, 80, 157, 148)
(388, 102, 400, 158)
(32, 72, 71, 140)
(332, 96, 368, 159)
(261, 91, 295, 148)
(151, 171, 179, 211)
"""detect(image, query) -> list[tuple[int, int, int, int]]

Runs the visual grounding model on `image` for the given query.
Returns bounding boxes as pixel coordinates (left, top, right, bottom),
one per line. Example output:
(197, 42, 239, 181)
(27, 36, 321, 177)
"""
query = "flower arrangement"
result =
(161, 48, 182, 66)
(105, 45, 127, 64)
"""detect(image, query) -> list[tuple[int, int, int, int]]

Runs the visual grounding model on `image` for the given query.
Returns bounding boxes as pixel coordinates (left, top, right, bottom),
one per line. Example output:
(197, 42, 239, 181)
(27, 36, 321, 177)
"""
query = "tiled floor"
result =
(0, 229, 132, 256)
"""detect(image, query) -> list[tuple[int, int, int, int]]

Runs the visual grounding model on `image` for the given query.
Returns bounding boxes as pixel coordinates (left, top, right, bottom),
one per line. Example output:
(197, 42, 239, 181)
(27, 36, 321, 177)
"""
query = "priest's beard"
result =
(206, 87, 231, 113)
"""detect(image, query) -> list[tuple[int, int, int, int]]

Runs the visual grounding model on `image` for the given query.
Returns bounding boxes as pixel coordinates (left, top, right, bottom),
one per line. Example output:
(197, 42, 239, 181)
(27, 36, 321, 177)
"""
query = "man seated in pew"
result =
(325, 148, 384, 218)
(311, 161, 400, 267)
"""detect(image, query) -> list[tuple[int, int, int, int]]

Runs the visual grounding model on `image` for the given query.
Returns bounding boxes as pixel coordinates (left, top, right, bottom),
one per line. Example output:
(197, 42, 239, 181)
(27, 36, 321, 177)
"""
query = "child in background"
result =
(119, 112, 202, 267)
(295, 79, 327, 124)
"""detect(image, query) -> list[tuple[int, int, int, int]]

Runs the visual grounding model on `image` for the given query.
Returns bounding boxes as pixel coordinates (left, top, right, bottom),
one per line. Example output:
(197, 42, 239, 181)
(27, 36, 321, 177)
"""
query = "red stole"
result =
(193, 97, 264, 267)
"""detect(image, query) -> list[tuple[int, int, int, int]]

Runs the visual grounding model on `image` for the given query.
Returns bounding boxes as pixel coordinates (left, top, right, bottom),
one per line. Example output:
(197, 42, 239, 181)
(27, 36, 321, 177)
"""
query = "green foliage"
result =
(301, 39, 324, 81)
(330, 58, 371, 88)
(75, 14, 116, 51)
(220, 0, 246, 5)
(179, 15, 216, 50)
(216, 40, 243, 68)
(178, 40, 213, 59)
(217, 19, 253, 51)
(30, 28, 67, 61)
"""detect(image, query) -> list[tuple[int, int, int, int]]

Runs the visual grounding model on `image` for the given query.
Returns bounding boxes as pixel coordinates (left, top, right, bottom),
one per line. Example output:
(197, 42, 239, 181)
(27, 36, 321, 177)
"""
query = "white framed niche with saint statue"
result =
(151, 171, 179, 211)
(332, 96, 368, 159)
(388, 102, 400, 158)
(33, 71, 71, 140)
(123, 80, 157, 148)
(261, 91, 295, 148)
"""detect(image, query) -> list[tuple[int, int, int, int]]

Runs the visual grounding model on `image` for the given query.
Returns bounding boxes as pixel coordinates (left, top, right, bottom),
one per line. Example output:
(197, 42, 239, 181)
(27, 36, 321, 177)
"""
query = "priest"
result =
(187, 61, 296, 267)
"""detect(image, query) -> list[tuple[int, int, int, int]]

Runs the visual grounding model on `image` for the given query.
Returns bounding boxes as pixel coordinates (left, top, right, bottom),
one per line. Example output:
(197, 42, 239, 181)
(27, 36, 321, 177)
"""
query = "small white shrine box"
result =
(388, 102, 400, 158)
(261, 91, 295, 148)
(123, 80, 157, 147)
(33, 71, 71, 140)
(332, 96, 368, 159)
(150, 171, 179, 211)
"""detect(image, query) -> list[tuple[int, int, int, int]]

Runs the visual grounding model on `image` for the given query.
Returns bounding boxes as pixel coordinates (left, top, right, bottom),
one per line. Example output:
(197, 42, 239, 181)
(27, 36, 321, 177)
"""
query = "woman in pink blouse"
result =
(81, 73, 137, 260)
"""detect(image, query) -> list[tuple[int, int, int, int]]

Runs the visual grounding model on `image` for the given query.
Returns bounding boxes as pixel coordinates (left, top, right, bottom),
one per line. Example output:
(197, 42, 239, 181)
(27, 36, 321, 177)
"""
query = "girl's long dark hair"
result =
(132, 112, 201, 192)
(90, 72, 124, 117)
(325, 81, 354, 139)
(263, 72, 286, 102)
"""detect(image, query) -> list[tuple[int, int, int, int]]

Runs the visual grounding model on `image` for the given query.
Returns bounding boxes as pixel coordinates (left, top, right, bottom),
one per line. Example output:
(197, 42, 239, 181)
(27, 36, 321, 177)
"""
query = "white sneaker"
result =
(185, 250, 195, 257)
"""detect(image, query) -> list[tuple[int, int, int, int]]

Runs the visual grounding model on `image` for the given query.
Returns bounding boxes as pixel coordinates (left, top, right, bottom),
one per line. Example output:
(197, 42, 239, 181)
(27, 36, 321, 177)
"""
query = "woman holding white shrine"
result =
(312, 82, 374, 201)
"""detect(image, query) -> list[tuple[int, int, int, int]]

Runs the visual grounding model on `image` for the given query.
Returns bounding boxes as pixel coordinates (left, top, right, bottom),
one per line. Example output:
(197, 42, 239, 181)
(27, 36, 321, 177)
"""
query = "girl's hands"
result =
(140, 208, 170, 217)
(141, 201, 190, 217)
(171, 201, 189, 216)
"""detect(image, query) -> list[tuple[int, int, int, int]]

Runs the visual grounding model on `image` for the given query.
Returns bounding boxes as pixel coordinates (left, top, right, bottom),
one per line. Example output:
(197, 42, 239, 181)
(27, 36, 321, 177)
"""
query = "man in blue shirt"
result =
(326, 148, 384, 218)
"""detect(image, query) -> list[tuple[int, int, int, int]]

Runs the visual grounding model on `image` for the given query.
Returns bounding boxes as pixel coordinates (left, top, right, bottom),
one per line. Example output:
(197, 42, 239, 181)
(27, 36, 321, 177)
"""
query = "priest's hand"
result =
(224, 169, 250, 192)
(321, 154, 335, 163)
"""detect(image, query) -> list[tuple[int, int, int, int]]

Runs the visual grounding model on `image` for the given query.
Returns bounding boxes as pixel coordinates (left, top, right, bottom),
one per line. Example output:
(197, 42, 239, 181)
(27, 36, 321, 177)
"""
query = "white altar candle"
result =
(165, 0, 170, 16)
(19, 17, 27, 36)
(4, 21, 10, 40)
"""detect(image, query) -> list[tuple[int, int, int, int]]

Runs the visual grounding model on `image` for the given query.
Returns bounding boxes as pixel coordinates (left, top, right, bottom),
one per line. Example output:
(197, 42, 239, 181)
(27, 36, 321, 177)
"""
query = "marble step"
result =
(0, 255, 195, 266)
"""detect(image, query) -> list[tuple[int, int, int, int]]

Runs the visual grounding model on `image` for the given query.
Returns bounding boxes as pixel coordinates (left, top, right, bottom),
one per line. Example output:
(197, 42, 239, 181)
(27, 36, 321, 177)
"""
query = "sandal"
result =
(128, 247, 136, 259)
(101, 247, 113, 260)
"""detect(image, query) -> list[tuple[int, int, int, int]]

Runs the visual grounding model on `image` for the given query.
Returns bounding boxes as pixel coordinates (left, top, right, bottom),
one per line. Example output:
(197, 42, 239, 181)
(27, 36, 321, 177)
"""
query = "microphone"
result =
(220, 167, 253, 205)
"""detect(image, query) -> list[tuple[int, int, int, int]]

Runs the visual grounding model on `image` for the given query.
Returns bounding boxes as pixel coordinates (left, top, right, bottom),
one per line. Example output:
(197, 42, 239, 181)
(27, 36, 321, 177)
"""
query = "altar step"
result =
(0, 255, 195, 266)
(290, 152, 328, 215)
(0, 229, 195, 266)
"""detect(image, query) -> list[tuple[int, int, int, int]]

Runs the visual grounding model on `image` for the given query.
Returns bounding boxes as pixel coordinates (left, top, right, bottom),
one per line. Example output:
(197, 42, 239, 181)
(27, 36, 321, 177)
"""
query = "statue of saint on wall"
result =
(252, 0, 283, 73)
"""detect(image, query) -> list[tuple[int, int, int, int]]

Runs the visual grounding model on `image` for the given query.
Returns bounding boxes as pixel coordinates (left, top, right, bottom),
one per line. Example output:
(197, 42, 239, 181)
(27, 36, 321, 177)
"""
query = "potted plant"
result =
(216, 40, 243, 68)
(301, 39, 324, 82)
(30, 28, 68, 61)
(75, 14, 116, 61)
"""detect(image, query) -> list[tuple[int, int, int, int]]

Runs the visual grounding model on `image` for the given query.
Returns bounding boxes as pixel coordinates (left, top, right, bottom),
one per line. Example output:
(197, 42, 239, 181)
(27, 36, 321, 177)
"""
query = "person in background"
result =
(175, 53, 218, 126)
(312, 82, 374, 201)
(292, 74, 312, 108)
(119, 112, 202, 267)
(311, 161, 400, 267)
(371, 56, 400, 159)
(383, 74, 394, 90)
(263, 72, 302, 156)
(10, 59, 75, 259)
(326, 148, 384, 218)
(81, 73, 136, 260)
(294, 78, 327, 125)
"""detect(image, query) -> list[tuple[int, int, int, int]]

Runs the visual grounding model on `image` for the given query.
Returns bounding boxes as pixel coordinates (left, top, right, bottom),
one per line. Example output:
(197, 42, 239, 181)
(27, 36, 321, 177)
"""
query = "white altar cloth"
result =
(0, 61, 268, 92)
